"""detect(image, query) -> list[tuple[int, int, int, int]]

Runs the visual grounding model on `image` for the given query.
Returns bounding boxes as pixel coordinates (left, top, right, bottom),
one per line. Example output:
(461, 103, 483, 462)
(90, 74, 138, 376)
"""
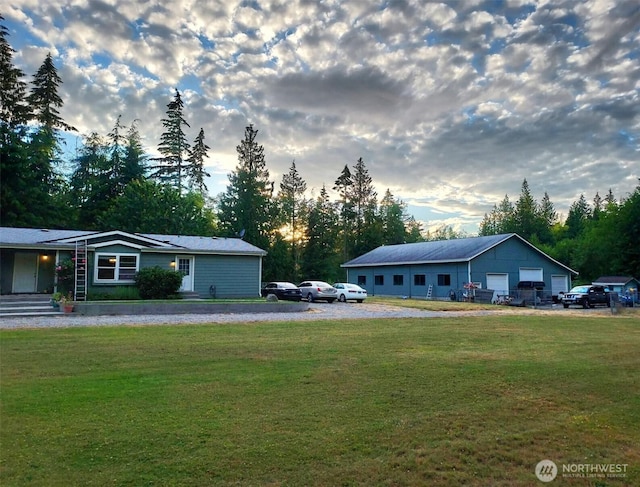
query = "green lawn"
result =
(1, 314, 639, 486)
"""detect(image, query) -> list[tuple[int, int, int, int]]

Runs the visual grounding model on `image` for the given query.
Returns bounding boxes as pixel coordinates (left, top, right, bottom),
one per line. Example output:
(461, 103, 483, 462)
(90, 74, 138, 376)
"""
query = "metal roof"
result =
(0, 227, 266, 255)
(342, 233, 577, 275)
(593, 276, 638, 285)
(342, 234, 512, 267)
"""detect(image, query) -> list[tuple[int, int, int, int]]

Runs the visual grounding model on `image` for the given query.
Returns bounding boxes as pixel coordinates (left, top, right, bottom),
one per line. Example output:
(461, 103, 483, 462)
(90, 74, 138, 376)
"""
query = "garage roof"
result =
(342, 233, 577, 274)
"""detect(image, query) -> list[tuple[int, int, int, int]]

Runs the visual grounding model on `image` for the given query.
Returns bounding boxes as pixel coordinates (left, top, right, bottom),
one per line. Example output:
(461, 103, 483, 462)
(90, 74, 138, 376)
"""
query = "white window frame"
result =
(94, 253, 139, 284)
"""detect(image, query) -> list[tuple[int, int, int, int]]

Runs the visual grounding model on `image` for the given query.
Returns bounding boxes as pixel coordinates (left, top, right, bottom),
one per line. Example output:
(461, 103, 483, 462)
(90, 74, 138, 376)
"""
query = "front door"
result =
(177, 256, 194, 292)
(13, 253, 38, 293)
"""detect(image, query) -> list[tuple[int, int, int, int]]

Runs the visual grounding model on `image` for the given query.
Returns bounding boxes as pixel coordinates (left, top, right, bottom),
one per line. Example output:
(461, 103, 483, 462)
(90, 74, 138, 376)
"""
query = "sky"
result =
(4, 0, 640, 234)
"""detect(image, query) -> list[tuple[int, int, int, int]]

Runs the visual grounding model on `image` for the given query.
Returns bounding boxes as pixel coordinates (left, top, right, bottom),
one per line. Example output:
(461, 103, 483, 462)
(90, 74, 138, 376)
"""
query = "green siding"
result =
(471, 238, 571, 291)
(94, 244, 142, 254)
(346, 237, 573, 298)
(347, 262, 467, 298)
(194, 255, 262, 298)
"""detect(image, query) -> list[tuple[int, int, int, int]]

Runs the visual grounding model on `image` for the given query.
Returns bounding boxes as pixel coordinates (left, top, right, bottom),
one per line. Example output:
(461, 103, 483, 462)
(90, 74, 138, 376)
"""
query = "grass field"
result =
(1, 312, 639, 486)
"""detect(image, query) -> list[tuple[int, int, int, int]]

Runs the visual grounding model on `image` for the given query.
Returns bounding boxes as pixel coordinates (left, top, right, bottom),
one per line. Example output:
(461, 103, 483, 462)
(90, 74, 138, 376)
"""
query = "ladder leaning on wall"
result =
(426, 284, 433, 300)
(74, 240, 88, 301)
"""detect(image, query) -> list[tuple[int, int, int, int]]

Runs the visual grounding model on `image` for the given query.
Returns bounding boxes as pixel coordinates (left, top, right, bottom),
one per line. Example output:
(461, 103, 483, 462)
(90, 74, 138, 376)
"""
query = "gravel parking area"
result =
(0, 302, 621, 330)
(0, 302, 458, 329)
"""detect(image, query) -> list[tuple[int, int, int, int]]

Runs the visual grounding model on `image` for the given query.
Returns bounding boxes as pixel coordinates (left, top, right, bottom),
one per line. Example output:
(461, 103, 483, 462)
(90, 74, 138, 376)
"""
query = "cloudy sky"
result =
(4, 0, 640, 233)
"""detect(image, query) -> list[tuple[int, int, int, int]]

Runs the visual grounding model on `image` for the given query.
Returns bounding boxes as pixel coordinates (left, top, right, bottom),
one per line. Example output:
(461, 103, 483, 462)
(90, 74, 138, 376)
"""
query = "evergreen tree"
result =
(2, 51, 73, 227)
(217, 124, 273, 251)
(513, 179, 539, 239)
(350, 157, 377, 256)
(27, 53, 75, 132)
(565, 194, 591, 239)
(70, 132, 113, 229)
(616, 182, 640, 278)
(592, 191, 604, 221)
(479, 207, 499, 236)
(278, 160, 307, 281)
(425, 225, 467, 241)
(107, 115, 128, 196)
(301, 185, 340, 281)
(537, 191, 556, 244)
(122, 120, 147, 184)
(405, 216, 425, 243)
(479, 195, 515, 235)
(380, 189, 408, 244)
(185, 127, 210, 194)
(604, 188, 617, 210)
(333, 164, 354, 261)
(152, 89, 190, 192)
(357, 196, 384, 260)
(100, 180, 216, 235)
(0, 15, 30, 126)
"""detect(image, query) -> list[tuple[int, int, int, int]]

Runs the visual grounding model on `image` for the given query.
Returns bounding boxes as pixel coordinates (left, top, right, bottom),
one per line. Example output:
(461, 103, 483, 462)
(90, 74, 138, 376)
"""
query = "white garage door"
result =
(519, 268, 543, 281)
(551, 275, 568, 296)
(486, 273, 509, 294)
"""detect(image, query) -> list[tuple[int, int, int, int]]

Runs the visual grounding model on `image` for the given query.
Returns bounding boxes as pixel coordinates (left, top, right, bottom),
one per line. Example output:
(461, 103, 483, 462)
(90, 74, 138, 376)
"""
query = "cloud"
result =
(4, 0, 638, 233)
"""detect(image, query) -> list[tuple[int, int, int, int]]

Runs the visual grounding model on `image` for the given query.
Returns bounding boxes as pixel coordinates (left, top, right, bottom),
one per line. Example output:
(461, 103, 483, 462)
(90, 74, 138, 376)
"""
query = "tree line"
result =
(479, 179, 640, 282)
(0, 18, 427, 283)
(2, 17, 638, 284)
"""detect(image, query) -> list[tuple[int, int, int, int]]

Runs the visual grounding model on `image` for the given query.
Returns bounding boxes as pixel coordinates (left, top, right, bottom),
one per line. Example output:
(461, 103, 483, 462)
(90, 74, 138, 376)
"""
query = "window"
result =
(95, 253, 138, 283)
(358, 276, 367, 286)
(375, 275, 384, 286)
(437, 274, 451, 286)
(393, 275, 404, 286)
(414, 274, 426, 286)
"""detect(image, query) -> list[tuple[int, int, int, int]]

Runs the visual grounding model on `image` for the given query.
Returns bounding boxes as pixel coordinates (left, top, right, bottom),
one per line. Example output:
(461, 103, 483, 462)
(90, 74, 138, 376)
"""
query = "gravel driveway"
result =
(0, 302, 613, 330)
(0, 302, 463, 330)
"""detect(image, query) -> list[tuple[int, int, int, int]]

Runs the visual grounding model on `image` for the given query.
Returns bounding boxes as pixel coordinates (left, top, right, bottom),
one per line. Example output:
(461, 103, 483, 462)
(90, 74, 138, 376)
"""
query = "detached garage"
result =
(341, 233, 577, 301)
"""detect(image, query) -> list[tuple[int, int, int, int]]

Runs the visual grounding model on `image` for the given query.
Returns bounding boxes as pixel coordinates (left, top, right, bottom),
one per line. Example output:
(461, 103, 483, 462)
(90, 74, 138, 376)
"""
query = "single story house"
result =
(341, 233, 578, 301)
(0, 227, 267, 299)
(592, 276, 639, 297)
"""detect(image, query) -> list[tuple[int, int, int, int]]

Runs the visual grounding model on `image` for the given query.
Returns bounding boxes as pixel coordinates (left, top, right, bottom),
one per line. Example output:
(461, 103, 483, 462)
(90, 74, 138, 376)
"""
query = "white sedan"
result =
(333, 283, 368, 303)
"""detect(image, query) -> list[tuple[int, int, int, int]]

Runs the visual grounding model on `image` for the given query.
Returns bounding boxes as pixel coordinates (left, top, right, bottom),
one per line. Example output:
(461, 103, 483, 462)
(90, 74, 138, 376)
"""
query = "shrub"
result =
(88, 287, 141, 301)
(134, 267, 183, 299)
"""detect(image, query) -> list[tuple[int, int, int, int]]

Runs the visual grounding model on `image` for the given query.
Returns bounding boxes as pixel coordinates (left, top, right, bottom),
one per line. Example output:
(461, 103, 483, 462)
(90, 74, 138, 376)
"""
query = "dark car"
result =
(261, 282, 302, 302)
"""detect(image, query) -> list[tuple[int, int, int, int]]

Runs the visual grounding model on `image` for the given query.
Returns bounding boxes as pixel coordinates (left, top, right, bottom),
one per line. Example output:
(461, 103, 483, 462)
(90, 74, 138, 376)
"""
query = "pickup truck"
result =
(562, 285, 613, 309)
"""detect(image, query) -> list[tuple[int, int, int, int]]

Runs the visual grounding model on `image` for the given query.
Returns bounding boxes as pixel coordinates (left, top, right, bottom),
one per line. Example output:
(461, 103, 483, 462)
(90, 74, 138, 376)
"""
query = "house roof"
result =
(342, 233, 577, 274)
(0, 227, 266, 256)
(593, 276, 639, 286)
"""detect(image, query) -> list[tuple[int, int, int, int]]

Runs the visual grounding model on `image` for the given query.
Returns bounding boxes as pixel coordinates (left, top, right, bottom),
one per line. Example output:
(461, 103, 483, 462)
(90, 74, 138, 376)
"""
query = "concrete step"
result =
(0, 311, 64, 317)
(0, 294, 63, 317)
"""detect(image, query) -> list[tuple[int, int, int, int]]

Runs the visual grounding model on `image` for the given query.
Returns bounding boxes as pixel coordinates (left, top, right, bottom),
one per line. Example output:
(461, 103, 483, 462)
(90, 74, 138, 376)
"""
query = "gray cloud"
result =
(4, 0, 639, 233)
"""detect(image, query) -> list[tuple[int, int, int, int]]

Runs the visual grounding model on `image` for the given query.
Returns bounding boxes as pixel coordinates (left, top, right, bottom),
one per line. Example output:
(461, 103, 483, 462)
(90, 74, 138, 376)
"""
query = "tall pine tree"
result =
(278, 160, 307, 281)
(185, 127, 210, 194)
(0, 15, 30, 127)
(302, 185, 340, 281)
(152, 89, 190, 192)
(217, 124, 273, 251)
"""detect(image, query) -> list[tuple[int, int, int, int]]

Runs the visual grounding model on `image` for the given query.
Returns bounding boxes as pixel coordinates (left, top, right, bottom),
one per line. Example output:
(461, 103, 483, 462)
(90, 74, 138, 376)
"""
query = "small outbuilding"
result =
(592, 276, 639, 301)
(0, 227, 267, 299)
(341, 233, 577, 301)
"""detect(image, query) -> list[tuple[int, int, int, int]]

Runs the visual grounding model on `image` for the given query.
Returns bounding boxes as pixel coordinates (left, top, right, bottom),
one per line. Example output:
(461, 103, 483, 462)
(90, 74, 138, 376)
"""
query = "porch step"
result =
(0, 294, 63, 317)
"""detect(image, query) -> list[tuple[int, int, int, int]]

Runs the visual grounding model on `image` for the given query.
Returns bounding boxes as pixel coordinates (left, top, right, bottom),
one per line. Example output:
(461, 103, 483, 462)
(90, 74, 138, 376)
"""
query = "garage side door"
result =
(551, 275, 568, 296)
(486, 273, 509, 294)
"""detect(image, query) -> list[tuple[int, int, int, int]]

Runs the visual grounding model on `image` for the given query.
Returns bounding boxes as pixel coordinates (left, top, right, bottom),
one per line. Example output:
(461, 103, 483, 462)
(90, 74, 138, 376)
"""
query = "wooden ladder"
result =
(74, 240, 88, 301)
